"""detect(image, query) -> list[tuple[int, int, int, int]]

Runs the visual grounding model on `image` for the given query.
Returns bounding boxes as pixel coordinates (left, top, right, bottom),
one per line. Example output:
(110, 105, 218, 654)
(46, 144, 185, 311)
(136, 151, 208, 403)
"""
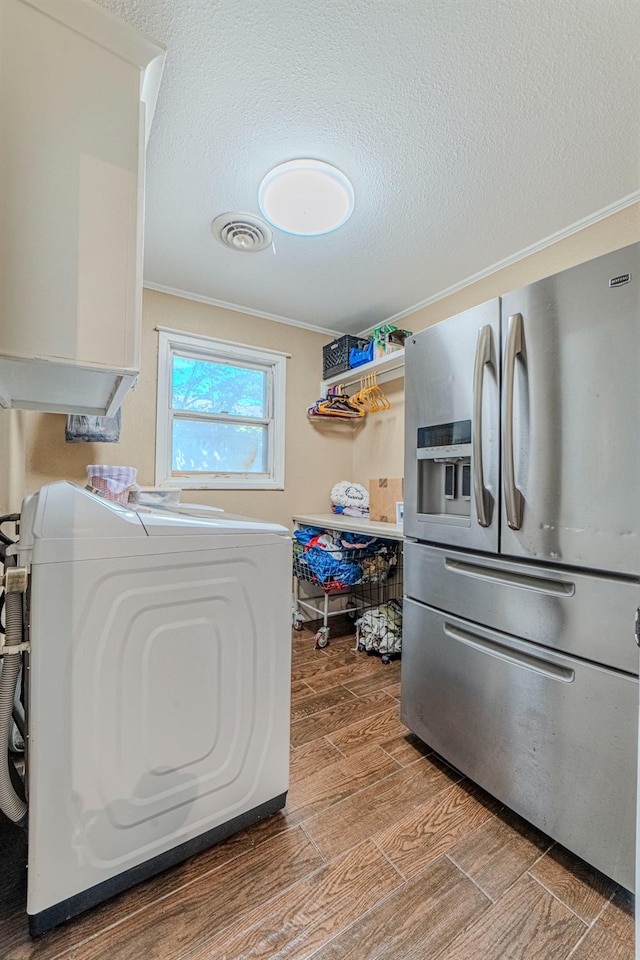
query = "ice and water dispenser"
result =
(416, 420, 472, 520)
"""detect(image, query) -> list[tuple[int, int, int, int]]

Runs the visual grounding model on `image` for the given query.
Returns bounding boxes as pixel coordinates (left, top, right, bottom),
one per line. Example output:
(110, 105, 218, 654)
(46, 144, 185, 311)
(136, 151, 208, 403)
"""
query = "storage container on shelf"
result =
(322, 335, 371, 379)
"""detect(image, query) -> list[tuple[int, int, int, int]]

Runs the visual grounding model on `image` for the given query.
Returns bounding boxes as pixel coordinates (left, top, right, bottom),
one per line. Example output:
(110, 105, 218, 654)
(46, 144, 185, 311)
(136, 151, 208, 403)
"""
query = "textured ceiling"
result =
(97, 0, 639, 334)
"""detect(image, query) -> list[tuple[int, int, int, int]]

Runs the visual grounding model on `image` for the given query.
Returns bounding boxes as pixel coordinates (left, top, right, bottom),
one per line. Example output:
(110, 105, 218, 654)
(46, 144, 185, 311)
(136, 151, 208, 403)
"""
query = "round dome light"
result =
(258, 159, 354, 236)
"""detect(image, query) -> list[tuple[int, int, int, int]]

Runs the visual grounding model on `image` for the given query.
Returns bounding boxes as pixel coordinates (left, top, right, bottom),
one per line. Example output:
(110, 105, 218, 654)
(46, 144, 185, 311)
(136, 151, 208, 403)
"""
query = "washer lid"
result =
(136, 503, 288, 537)
(24, 482, 146, 546)
(19, 484, 289, 567)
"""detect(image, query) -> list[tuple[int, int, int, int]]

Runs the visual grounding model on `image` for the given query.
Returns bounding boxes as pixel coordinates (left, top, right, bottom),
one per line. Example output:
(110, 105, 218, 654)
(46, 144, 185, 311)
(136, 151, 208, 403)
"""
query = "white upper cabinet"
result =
(0, 0, 165, 415)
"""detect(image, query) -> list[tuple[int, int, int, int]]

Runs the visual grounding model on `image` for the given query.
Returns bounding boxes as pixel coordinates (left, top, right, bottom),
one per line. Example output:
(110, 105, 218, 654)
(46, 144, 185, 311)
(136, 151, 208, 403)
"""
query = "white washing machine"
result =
(15, 482, 291, 935)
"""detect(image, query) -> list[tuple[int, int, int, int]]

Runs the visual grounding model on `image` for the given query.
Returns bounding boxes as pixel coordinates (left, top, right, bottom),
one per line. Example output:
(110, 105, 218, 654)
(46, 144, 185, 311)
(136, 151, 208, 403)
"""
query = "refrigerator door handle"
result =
(443, 622, 575, 682)
(472, 324, 494, 527)
(444, 557, 575, 597)
(503, 312, 525, 530)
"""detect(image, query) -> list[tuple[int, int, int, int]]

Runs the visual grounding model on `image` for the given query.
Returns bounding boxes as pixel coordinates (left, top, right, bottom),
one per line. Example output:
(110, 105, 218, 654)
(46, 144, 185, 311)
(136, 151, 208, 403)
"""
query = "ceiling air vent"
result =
(211, 213, 273, 252)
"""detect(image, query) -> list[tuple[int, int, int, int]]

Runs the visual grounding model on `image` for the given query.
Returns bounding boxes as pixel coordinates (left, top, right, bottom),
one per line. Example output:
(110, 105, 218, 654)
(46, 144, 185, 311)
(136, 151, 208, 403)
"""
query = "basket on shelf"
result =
(349, 339, 374, 369)
(322, 335, 372, 380)
(292, 535, 398, 593)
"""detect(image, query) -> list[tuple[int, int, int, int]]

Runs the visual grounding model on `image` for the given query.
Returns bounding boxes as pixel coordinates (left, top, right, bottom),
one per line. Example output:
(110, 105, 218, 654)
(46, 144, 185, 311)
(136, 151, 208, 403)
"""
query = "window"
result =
(155, 328, 287, 489)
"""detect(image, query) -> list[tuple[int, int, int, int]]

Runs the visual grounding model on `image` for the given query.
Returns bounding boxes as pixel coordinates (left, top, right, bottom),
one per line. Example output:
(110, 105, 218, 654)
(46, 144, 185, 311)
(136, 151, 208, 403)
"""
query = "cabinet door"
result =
(0, 0, 162, 380)
(0, 0, 166, 415)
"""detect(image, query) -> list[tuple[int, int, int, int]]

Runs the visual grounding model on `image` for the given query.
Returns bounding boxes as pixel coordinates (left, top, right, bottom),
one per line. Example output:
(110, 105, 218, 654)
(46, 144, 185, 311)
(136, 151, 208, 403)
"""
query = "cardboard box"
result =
(369, 478, 404, 523)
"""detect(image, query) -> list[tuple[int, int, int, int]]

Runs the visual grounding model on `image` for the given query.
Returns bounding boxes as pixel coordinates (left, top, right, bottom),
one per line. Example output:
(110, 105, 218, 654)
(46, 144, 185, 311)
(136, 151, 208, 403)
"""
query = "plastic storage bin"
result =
(323, 335, 371, 379)
(349, 339, 374, 369)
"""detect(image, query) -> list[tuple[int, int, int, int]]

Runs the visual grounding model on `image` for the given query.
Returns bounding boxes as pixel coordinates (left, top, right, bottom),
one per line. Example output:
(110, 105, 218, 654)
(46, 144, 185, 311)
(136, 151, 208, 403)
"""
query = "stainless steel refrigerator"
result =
(402, 242, 639, 890)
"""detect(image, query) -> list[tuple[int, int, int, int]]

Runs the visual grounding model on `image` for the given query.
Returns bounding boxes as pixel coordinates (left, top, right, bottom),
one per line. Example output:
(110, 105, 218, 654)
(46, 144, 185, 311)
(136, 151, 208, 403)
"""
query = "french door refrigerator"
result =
(402, 242, 639, 890)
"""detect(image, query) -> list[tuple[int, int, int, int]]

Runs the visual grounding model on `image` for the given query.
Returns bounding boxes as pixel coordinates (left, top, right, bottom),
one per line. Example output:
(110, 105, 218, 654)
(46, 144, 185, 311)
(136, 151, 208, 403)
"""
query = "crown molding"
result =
(358, 191, 640, 335)
(143, 282, 342, 337)
(144, 192, 639, 340)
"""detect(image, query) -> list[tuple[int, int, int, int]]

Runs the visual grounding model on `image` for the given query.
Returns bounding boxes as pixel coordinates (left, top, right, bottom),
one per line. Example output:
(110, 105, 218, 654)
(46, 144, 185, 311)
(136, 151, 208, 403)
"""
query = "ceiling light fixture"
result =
(258, 159, 354, 237)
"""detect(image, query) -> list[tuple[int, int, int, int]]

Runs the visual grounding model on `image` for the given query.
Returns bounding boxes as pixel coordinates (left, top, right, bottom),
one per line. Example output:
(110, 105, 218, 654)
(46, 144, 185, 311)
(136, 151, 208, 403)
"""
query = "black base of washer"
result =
(28, 791, 287, 938)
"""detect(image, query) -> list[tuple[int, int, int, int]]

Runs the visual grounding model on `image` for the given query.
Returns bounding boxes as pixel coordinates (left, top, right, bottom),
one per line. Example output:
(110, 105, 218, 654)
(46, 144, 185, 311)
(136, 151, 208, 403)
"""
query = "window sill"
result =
(159, 477, 284, 491)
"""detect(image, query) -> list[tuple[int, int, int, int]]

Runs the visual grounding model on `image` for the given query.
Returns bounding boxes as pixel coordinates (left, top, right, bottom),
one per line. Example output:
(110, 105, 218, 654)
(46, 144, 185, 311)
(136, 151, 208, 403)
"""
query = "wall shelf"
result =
(320, 348, 404, 395)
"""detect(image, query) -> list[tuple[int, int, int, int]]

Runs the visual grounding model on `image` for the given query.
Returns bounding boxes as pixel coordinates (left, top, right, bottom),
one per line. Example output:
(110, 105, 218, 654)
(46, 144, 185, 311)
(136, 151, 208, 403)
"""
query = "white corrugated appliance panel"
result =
(23, 483, 291, 919)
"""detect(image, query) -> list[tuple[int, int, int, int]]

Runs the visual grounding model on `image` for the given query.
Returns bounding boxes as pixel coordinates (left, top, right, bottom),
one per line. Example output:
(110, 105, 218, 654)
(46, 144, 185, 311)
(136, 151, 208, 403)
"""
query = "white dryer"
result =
(15, 482, 291, 935)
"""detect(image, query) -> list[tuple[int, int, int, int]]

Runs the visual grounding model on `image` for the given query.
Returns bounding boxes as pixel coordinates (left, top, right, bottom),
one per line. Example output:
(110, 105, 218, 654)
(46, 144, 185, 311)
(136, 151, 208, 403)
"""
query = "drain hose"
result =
(0, 584, 27, 824)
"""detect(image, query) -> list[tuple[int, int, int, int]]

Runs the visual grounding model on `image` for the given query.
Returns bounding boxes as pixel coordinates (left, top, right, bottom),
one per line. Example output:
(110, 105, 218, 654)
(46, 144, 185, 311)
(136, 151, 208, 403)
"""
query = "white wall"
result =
(22, 290, 354, 530)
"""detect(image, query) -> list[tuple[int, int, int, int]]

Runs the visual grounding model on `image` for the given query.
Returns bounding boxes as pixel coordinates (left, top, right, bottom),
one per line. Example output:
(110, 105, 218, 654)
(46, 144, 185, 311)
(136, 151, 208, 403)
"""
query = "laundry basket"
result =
(291, 526, 399, 648)
(86, 465, 137, 504)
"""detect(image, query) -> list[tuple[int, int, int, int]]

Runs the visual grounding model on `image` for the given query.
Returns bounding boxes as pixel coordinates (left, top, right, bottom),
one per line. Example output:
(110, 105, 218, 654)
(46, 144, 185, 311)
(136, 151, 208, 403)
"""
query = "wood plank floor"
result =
(0, 628, 635, 959)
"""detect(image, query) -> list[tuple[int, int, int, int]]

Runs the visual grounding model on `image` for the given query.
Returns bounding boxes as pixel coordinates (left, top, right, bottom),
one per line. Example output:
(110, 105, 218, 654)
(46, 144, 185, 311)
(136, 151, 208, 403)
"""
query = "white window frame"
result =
(155, 327, 287, 490)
